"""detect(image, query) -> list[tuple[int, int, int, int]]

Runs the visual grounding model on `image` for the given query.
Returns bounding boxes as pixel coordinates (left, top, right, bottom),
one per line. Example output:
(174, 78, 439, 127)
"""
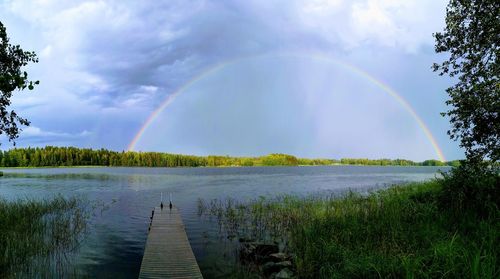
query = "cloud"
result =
(22, 126, 91, 139)
(0, 0, 462, 159)
(3, 0, 447, 111)
(289, 0, 447, 52)
(40, 44, 53, 58)
(118, 85, 159, 108)
(351, 0, 447, 52)
(0, 126, 92, 148)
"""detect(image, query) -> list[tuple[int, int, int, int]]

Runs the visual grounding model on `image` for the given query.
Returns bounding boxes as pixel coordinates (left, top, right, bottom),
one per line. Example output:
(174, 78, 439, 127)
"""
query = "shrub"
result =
(438, 161, 499, 219)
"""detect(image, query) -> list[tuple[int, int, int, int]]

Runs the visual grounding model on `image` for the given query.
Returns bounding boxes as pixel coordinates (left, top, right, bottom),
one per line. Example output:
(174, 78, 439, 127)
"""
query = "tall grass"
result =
(199, 181, 499, 278)
(0, 195, 89, 278)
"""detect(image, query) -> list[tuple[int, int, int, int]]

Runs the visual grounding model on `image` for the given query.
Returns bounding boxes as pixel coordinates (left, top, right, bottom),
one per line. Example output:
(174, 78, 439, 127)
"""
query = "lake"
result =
(0, 166, 448, 277)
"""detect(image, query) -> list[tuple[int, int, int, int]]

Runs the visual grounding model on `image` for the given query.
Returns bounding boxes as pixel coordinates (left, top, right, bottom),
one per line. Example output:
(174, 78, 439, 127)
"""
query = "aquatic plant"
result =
(198, 181, 499, 278)
(0, 195, 90, 278)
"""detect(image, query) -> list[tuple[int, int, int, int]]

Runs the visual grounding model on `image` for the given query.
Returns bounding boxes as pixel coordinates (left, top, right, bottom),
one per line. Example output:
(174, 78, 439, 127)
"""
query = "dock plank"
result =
(139, 207, 203, 279)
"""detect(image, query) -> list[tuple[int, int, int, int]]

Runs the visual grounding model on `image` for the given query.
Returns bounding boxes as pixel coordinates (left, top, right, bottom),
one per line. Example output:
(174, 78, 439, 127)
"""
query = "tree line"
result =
(0, 146, 459, 168)
(339, 158, 460, 167)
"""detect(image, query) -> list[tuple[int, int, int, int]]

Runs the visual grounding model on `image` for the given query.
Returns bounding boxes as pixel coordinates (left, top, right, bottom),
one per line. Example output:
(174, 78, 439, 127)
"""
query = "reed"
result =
(198, 181, 499, 278)
(0, 195, 89, 278)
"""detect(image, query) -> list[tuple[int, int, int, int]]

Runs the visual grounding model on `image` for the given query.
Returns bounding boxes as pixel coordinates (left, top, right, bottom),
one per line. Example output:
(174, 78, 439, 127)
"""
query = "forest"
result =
(0, 146, 459, 168)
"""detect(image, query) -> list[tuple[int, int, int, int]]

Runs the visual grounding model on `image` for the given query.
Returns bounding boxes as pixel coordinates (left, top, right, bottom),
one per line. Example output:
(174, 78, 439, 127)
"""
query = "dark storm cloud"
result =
(74, 1, 295, 108)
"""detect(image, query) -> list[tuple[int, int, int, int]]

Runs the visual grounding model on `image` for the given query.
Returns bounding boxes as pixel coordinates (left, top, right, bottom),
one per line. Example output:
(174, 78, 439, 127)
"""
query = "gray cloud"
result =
(0, 0, 463, 159)
(2, 0, 448, 108)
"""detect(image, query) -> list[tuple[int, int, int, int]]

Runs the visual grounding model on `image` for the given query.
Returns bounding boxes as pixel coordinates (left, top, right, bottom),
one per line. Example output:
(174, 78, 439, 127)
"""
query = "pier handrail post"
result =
(160, 192, 164, 210)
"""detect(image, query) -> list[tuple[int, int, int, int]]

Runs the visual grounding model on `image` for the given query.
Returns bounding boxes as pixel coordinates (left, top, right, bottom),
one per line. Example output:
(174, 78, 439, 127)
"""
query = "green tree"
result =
(432, 0, 499, 164)
(433, 0, 499, 217)
(0, 21, 38, 143)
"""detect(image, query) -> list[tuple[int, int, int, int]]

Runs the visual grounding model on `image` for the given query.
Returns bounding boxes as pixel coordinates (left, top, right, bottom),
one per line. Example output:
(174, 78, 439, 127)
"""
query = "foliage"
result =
(438, 161, 499, 219)
(433, 0, 499, 226)
(0, 146, 208, 167)
(260, 154, 299, 166)
(0, 21, 38, 144)
(0, 196, 89, 277)
(298, 158, 339, 166)
(339, 157, 457, 166)
(433, 0, 500, 163)
(199, 181, 499, 278)
(0, 146, 459, 168)
(341, 158, 414, 166)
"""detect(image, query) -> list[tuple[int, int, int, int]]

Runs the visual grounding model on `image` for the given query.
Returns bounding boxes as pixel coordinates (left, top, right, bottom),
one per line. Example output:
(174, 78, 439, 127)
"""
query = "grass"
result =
(198, 180, 499, 278)
(0, 195, 89, 278)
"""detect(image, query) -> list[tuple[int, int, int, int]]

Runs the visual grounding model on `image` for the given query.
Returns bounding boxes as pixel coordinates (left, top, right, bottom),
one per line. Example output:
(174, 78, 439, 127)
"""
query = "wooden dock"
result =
(139, 206, 203, 279)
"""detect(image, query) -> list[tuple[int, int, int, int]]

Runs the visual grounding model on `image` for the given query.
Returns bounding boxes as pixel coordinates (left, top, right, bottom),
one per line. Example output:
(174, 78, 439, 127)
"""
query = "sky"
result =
(0, 0, 463, 161)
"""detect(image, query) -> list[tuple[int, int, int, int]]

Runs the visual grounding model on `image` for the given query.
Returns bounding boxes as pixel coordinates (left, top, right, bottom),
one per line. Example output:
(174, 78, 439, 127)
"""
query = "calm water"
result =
(0, 166, 448, 277)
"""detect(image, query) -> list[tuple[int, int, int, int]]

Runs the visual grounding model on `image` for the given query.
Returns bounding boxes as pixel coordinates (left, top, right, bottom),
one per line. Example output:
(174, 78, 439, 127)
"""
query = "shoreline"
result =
(0, 164, 454, 170)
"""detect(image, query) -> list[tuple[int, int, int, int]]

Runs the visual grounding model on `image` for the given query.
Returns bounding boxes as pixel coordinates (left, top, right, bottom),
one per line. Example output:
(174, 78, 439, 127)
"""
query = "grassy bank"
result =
(199, 181, 499, 278)
(0, 196, 89, 278)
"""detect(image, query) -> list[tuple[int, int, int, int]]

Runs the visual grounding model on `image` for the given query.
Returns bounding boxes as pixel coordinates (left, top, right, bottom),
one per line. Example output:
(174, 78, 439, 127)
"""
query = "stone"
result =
(254, 243, 279, 257)
(240, 242, 279, 264)
(275, 268, 294, 279)
(276, 261, 292, 268)
(240, 243, 257, 262)
(269, 252, 290, 262)
(253, 243, 279, 264)
(261, 261, 280, 275)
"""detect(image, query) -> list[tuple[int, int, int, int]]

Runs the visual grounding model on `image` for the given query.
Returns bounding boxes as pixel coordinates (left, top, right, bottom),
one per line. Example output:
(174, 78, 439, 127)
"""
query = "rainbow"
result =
(127, 53, 446, 162)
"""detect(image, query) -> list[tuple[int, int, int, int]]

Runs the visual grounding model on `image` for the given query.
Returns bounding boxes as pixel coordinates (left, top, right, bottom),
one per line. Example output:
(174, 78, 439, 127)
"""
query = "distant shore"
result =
(0, 146, 460, 168)
(0, 164, 455, 170)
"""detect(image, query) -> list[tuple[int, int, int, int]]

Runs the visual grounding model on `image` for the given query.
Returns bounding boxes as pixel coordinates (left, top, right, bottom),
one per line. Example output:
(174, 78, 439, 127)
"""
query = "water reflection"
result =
(78, 231, 143, 278)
